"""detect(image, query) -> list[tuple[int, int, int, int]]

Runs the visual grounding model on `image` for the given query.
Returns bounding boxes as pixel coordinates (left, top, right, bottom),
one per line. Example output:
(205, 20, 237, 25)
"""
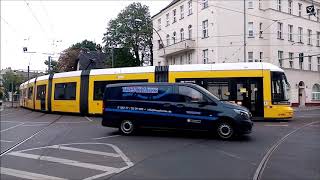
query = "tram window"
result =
(36, 85, 46, 100)
(93, 80, 148, 100)
(207, 82, 229, 100)
(28, 87, 33, 99)
(54, 82, 76, 100)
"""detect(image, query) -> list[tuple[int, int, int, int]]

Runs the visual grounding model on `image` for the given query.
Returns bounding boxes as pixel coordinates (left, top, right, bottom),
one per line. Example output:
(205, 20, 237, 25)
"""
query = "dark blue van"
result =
(102, 83, 253, 139)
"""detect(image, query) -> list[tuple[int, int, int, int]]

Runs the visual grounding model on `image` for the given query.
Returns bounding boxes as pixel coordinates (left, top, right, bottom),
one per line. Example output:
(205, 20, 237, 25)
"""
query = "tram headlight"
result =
(233, 109, 250, 119)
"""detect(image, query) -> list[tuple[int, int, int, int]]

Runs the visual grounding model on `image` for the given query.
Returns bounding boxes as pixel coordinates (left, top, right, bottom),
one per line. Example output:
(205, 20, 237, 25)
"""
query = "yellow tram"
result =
(19, 63, 293, 119)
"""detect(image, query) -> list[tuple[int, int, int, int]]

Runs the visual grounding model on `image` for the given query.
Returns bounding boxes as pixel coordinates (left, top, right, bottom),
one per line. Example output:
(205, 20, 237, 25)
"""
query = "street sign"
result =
(306, 5, 315, 15)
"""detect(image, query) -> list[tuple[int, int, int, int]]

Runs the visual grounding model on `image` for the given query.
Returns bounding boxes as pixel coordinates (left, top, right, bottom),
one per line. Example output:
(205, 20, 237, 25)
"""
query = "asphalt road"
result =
(0, 108, 319, 180)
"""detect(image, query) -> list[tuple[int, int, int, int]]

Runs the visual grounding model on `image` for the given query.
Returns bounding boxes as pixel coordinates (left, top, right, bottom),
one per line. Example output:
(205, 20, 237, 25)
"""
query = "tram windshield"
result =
(271, 72, 290, 104)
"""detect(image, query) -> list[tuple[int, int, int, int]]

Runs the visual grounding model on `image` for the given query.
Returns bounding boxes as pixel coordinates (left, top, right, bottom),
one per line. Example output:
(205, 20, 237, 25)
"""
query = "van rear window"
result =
(106, 85, 175, 101)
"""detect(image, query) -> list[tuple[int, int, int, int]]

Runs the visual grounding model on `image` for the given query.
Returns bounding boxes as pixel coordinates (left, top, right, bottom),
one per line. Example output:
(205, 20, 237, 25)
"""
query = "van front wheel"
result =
(120, 120, 135, 135)
(216, 121, 234, 140)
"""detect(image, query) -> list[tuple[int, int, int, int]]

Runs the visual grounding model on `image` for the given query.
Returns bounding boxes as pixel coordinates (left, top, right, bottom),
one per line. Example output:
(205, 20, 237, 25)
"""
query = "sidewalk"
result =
(293, 106, 320, 111)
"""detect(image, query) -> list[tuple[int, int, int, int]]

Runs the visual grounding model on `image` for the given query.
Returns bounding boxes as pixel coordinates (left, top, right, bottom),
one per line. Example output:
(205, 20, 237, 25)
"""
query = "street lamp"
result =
(134, 19, 166, 57)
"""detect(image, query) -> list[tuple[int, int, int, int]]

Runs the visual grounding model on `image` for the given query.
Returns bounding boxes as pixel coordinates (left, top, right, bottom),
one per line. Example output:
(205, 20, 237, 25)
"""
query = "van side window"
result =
(177, 86, 205, 103)
(54, 82, 76, 100)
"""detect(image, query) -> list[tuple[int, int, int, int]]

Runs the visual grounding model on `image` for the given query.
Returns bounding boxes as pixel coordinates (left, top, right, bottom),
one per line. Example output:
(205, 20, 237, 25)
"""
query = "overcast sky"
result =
(1, 0, 170, 71)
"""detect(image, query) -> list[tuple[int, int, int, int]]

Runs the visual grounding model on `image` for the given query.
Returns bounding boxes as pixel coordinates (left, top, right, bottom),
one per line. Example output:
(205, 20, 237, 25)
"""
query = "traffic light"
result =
(299, 53, 304, 62)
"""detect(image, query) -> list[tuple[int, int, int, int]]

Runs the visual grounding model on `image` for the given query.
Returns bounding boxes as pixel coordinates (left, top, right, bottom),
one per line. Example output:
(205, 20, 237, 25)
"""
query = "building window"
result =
(180, 28, 184, 41)
(188, 0, 192, 15)
(173, 9, 177, 23)
(158, 40, 162, 49)
(180, 5, 184, 19)
(248, 52, 253, 62)
(203, 49, 208, 64)
(202, 20, 208, 38)
(54, 82, 76, 100)
(289, 52, 294, 68)
(188, 25, 192, 40)
(277, 22, 283, 39)
(158, 18, 161, 30)
(166, 13, 169, 26)
(288, 24, 293, 41)
(277, 0, 281, 11)
(187, 52, 192, 64)
(259, 23, 263, 38)
(298, 3, 302, 17)
(259, 0, 261, 8)
(299, 54, 303, 69)
(166, 34, 170, 46)
(172, 31, 176, 44)
(288, 0, 292, 14)
(308, 56, 312, 70)
(317, 32, 320, 46)
(202, 0, 208, 9)
(312, 84, 320, 100)
(248, 22, 254, 37)
(180, 56, 183, 65)
(318, 9, 320, 22)
(307, 29, 312, 45)
(298, 27, 303, 43)
(259, 52, 263, 62)
(278, 51, 283, 67)
(318, 57, 320, 71)
(248, 1, 253, 9)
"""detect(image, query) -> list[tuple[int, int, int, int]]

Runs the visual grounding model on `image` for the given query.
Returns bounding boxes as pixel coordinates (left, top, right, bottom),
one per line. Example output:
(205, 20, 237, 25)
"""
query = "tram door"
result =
(37, 85, 46, 111)
(235, 79, 263, 117)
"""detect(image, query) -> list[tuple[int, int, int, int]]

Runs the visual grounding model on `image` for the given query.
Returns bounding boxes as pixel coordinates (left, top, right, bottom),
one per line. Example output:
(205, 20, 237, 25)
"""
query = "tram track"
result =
(252, 121, 320, 180)
(0, 109, 34, 118)
(0, 115, 63, 157)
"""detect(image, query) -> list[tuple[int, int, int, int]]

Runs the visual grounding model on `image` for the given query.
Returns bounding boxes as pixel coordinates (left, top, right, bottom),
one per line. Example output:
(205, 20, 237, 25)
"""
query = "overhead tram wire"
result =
(24, 0, 50, 40)
(39, 0, 55, 37)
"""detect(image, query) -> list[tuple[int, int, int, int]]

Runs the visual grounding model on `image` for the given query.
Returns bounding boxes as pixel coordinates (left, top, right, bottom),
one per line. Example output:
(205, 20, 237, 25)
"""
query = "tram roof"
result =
(169, 62, 284, 72)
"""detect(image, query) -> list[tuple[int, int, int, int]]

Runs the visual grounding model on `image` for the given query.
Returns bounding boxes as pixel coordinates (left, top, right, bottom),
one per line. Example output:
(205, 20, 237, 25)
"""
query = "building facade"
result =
(152, 0, 320, 106)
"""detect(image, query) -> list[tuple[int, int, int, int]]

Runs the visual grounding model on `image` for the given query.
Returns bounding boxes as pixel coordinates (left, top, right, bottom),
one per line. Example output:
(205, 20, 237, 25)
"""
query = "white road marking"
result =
(0, 140, 13, 143)
(92, 135, 121, 140)
(1, 120, 88, 124)
(264, 124, 289, 127)
(0, 123, 25, 133)
(22, 124, 47, 127)
(10, 142, 134, 180)
(0, 167, 67, 180)
(8, 151, 120, 172)
(85, 116, 93, 122)
(49, 145, 120, 157)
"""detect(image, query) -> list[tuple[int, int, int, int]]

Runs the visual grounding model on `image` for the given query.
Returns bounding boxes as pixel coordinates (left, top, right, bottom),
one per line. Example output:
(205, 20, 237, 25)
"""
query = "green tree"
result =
(2, 71, 23, 96)
(56, 40, 102, 72)
(44, 59, 59, 73)
(104, 47, 136, 68)
(71, 39, 99, 51)
(102, 2, 153, 66)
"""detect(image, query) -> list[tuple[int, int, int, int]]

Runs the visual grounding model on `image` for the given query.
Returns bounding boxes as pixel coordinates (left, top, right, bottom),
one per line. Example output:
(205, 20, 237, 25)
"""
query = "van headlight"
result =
(233, 109, 251, 119)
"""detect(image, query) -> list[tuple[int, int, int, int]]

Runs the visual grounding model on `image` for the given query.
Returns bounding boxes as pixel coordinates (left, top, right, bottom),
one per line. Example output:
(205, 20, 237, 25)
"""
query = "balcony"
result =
(159, 39, 195, 57)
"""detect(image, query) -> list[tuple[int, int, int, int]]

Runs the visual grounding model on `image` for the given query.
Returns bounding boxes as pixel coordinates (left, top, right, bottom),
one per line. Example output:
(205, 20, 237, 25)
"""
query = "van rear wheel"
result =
(119, 120, 135, 135)
(216, 121, 234, 140)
